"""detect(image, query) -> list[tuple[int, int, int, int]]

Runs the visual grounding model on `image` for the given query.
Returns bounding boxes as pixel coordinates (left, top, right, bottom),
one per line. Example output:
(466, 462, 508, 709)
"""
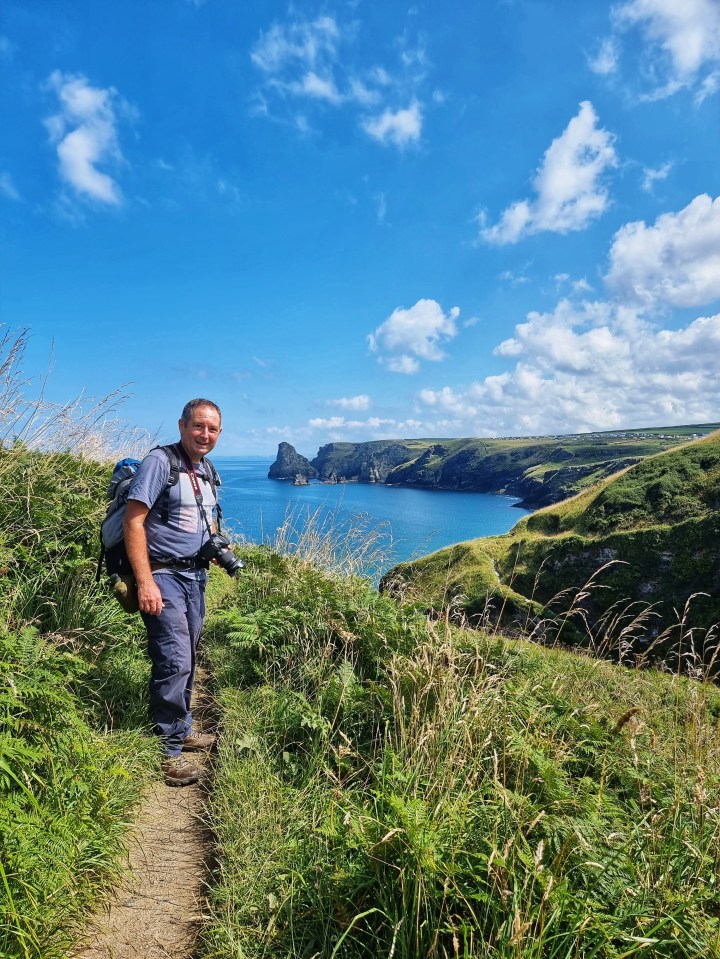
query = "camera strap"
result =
(176, 444, 218, 540)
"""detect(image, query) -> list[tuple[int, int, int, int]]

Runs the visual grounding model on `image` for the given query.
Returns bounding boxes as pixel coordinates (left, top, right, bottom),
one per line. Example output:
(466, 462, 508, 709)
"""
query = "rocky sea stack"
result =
(268, 442, 317, 482)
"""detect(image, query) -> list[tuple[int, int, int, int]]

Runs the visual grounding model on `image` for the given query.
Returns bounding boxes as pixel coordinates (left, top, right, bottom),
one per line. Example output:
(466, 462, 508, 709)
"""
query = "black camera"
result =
(198, 532, 245, 577)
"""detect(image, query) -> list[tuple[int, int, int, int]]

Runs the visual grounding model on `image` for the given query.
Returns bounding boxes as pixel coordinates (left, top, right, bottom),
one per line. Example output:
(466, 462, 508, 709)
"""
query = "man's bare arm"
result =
(124, 500, 164, 616)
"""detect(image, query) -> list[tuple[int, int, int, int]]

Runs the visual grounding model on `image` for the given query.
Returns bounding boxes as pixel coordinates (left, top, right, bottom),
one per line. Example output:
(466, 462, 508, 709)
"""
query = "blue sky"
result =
(2, 0, 720, 455)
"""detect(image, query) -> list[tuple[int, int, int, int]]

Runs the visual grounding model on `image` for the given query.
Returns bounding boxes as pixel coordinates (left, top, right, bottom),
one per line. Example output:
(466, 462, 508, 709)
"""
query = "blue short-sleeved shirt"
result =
(127, 447, 217, 570)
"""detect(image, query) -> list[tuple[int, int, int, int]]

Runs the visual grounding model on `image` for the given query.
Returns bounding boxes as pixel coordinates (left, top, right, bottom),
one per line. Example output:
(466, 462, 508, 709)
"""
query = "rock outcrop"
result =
(312, 441, 414, 484)
(268, 442, 317, 482)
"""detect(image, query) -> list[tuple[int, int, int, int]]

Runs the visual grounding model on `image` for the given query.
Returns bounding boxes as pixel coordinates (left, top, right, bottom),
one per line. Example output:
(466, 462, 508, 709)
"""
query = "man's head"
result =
(178, 398, 222, 463)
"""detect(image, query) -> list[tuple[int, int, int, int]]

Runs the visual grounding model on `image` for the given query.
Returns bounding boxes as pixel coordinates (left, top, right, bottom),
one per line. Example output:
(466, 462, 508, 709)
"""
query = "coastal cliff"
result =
(268, 426, 717, 509)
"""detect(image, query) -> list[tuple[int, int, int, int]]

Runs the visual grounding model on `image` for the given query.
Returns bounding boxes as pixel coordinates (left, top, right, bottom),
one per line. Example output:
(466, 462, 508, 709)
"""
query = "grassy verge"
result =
(0, 330, 158, 957)
(200, 546, 720, 958)
(0, 616, 156, 958)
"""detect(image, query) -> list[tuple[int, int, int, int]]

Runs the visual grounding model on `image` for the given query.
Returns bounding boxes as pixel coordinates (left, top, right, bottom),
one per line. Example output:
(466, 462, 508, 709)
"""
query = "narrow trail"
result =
(71, 672, 216, 959)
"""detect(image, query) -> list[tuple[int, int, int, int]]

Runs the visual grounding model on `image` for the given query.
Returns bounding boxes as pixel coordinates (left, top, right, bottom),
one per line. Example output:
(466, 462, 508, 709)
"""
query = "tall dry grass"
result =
(0, 326, 149, 461)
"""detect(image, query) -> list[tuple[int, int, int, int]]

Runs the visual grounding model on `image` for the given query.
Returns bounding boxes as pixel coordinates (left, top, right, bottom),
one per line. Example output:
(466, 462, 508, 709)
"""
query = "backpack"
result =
(96, 444, 220, 581)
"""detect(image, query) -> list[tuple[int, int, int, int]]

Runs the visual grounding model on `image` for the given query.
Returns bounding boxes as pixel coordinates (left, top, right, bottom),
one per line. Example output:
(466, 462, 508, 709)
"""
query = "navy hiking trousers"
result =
(140, 572, 206, 756)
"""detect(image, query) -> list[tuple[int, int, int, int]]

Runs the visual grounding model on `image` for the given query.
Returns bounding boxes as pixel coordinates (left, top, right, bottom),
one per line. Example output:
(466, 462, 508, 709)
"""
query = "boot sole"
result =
(164, 774, 201, 787)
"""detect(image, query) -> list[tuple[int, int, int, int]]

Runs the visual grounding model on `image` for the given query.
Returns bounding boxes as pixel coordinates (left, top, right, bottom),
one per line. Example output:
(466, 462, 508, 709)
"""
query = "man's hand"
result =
(137, 577, 164, 616)
(124, 500, 164, 616)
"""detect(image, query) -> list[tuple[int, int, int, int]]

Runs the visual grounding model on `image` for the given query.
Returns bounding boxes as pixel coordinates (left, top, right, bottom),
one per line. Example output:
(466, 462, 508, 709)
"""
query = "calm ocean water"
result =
(215, 457, 530, 576)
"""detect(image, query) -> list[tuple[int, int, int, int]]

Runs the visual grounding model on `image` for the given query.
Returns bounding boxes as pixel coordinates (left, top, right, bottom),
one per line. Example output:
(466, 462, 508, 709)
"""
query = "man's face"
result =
(178, 405, 222, 463)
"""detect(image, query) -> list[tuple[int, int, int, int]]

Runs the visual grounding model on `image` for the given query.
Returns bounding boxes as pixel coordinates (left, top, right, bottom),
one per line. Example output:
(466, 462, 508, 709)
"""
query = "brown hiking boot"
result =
(162, 755, 202, 787)
(182, 732, 216, 752)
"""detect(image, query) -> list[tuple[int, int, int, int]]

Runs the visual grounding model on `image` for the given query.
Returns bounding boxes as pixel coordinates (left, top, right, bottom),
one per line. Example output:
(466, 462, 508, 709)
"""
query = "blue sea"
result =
(215, 457, 530, 577)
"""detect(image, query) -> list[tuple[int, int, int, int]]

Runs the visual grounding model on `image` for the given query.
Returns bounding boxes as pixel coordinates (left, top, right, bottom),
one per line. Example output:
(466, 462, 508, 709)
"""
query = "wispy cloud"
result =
(554, 273, 594, 294)
(44, 71, 130, 206)
(641, 161, 672, 192)
(375, 191, 388, 223)
(286, 71, 343, 103)
(251, 15, 339, 73)
(306, 415, 423, 438)
(695, 70, 720, 105)
(480, 102, 618, 244)
(327, 395, 372, 411)
(499, 269, 530, 286)
(368, 298, 460, 373)
(0, 172, 21, 202)
(0, 35, 15, 60)
(588, 37, 619, 75)
(250, 12, 428, 148)
(362, 101, 422, 148)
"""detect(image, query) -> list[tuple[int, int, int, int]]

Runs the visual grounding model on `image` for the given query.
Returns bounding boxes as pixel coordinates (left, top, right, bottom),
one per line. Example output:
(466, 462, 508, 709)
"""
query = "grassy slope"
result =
(199, 547, 720, 958)
(384, 433, 720, 650)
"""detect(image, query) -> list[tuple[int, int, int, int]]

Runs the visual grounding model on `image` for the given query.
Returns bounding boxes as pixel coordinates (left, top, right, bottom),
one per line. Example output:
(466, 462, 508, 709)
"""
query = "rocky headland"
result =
(267, 426, 717, 510)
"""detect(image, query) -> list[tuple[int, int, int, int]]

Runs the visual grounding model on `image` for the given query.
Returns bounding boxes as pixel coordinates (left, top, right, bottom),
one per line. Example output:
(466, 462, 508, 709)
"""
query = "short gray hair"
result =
(181, 398, 222, 425)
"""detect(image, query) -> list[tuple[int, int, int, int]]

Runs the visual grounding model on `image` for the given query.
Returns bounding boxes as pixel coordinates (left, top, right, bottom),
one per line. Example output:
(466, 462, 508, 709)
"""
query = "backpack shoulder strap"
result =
(152, 444, 184, 524)
(202, 455, 221, 490)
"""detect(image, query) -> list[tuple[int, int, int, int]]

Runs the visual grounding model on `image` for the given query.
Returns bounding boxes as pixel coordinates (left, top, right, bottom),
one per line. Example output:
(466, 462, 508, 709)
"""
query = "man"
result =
(124, 398, 222, 786)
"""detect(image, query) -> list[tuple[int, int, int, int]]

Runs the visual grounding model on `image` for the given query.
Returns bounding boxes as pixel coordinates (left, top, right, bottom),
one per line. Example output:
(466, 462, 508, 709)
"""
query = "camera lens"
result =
(218, 548, 244, 577)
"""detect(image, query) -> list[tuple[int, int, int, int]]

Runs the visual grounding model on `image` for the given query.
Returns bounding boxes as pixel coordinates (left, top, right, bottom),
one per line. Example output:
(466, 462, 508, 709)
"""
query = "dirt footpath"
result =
(72, 773, 210, 959)
(72, 677, 215, 959)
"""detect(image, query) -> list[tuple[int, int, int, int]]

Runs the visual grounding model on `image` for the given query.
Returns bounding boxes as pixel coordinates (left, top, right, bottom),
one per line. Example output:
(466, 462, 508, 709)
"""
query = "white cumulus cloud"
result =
(368, 299, 460, 374)
(44, 71, 127, 205)
(481, 101, 618, 244)
(613, 0, 720, 99)
(438, 195, 720, 435)
(605, 193, 720, 308)
(417, 300, 720, 436)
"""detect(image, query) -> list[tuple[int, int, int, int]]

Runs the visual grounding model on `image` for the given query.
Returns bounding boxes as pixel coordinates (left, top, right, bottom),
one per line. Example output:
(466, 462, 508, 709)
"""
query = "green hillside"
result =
(384, 432, 720, 664)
